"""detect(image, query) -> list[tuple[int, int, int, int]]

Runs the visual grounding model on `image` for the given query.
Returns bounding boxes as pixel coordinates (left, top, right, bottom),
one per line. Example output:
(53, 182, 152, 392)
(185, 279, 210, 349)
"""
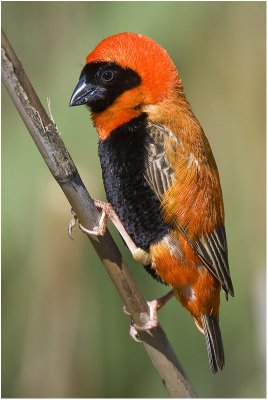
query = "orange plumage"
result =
(70, 32, 234, 373)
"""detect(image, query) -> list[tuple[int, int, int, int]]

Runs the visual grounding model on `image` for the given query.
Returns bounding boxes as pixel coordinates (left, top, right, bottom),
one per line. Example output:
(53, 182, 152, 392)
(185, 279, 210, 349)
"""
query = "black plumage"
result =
(98, 114, 171, 250)
(80, 62, 141, 113)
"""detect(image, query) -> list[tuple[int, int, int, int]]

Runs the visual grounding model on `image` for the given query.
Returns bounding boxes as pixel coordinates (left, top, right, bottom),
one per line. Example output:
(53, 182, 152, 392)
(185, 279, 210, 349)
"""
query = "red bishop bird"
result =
(70, 32, 234, 373)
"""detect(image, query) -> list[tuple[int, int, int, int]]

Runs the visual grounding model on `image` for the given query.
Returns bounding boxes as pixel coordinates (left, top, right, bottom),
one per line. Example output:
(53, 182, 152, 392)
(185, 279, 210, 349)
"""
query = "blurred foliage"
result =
(2, 1, 265, 398)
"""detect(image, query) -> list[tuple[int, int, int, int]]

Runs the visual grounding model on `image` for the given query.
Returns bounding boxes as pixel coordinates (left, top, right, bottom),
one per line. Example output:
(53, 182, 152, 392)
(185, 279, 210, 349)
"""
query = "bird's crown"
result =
(86, 32, 180, 103)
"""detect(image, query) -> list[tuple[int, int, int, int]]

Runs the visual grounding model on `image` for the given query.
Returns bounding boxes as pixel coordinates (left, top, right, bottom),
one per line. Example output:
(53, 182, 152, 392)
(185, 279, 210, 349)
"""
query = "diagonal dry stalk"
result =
(1, 29, 197, 398)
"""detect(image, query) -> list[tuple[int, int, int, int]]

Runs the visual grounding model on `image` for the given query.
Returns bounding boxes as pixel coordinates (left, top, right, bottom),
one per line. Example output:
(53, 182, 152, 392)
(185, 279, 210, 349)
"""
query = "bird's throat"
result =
(91, 108, 142, 140)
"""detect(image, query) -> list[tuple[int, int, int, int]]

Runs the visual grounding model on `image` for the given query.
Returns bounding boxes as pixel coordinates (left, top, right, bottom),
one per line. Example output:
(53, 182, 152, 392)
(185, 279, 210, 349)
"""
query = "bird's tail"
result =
(201, 314, 225, 373)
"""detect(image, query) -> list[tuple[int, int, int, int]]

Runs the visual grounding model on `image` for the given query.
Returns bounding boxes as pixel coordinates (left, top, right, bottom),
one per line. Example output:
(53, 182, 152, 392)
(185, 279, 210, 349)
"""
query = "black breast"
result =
(98, 114, 170, 250)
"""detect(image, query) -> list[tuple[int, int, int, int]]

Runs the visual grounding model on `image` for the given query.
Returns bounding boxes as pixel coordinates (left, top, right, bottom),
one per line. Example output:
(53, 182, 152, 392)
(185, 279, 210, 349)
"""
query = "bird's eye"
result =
(100, 70, 115, 83)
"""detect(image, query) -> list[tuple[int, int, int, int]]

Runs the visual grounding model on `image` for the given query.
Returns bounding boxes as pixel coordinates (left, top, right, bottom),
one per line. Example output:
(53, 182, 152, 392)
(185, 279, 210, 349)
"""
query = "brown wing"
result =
(144, 122, 177, 199)
(144, 122, 234, 297)
(181, 224, 234, 297)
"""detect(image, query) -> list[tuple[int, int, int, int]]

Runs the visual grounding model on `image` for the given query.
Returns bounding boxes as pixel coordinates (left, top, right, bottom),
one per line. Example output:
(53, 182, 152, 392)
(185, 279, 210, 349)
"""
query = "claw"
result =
(125, 290, 174, 342)
(123, 301, 159, 330)
(133, 300, 159, 331)
(123, 305, 131, 316)
(129, 321, 143, 343)
(67, 201, 110, 239)
(125, 300, 159, 344)
(94, 200, 114, 217)
(78, 208, 108, 236)
(68, 209, 78, 240)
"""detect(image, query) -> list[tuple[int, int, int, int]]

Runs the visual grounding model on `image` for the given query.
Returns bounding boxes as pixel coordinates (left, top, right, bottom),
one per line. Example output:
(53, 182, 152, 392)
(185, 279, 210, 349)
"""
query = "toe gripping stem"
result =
(124, 290, 174, 342)
(68, 201, 151, 266)
(68, 201, 110, 239)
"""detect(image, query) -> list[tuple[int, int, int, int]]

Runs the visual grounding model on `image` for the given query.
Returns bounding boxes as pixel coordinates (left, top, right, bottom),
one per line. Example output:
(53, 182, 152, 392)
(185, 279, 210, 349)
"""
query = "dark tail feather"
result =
(201, 314, 225, 373)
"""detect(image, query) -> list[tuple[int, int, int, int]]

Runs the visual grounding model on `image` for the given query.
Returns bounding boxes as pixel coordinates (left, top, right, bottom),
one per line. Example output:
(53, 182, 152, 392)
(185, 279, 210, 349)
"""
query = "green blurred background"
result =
(2, 1, 265, 398)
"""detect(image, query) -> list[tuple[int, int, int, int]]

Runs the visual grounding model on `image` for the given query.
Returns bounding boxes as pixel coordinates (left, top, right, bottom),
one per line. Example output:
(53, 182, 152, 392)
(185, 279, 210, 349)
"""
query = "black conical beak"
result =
(69, 74, 106, 107)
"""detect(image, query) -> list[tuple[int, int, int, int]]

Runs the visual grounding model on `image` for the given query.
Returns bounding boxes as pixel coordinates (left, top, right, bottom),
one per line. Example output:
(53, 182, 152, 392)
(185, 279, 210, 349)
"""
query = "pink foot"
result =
(68, 201, 111, 239)
(125, 291, 174, 342)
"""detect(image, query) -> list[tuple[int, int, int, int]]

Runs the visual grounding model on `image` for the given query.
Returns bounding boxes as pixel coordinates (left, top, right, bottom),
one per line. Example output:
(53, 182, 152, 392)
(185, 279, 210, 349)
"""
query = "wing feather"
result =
(193, 226, 234, 297)
(144, 122, 233, 297)
(144, 123, 176, 199)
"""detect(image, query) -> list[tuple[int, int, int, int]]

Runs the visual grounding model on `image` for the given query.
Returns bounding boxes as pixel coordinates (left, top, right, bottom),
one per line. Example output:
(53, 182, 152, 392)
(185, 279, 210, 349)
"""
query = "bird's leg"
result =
(69, 200, 151, 266)
(93, 201, 151, 265)
(69, 203, 174, 338)
(153, 289, 175, 310)
(125, 289, 175, 341)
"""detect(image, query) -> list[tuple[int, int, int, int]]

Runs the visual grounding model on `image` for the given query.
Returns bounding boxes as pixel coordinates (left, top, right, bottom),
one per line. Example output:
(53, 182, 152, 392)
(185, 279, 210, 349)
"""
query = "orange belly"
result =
(150, 233, 221, 328)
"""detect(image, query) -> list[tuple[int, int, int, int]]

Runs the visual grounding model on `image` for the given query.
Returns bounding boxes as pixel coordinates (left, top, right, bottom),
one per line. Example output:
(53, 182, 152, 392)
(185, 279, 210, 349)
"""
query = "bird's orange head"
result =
(86, 32, 180, 103)
(70, 32, 181, 138)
